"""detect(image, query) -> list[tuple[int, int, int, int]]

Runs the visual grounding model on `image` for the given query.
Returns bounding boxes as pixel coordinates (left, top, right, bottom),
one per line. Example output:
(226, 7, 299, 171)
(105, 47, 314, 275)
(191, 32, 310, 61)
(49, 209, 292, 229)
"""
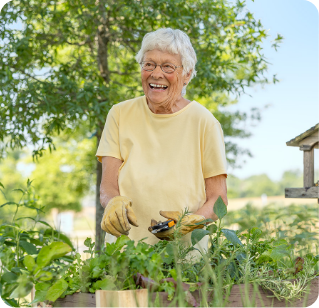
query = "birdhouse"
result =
(285, 123, 319, 203)
(285, 123, 319, 201)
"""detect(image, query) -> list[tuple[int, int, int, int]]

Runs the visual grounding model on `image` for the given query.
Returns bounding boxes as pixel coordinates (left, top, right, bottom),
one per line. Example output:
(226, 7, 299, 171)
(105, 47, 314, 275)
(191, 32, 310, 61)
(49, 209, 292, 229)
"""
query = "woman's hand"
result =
(101, 196, 138, 237)
(148, 211, 206, 241)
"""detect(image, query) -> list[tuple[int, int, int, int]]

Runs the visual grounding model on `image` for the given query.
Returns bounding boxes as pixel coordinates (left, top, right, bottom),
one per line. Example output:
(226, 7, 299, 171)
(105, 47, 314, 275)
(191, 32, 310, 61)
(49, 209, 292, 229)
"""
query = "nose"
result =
(151, 65, 164, 79)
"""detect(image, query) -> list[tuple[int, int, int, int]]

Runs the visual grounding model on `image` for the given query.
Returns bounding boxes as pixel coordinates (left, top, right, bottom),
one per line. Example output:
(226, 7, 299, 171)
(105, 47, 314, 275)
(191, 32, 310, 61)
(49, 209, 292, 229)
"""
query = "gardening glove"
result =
(148, 211, 206, 241)
(101, 196, 138, 237)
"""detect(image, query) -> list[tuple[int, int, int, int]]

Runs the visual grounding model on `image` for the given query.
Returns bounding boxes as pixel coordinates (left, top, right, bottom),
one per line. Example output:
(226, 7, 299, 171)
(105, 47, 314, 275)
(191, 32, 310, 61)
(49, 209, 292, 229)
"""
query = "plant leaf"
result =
(37, 220, 52, 228)
(1, 272, 18, 283)
(45, 279, 68, 302)
(19, 240, 37, 254)
(37, 242, 72, 268)
(191, 229, 210, 246)
(34, 270, 53, 281)
(2, 298, 19, 307)
(43, 229, 74, 249)
(24, 255, 36, 272)
(1, 201, 17, 207)
(213, 196, 227, 220)
(221, 229, 243, 246)
(194, 218, 214, 225)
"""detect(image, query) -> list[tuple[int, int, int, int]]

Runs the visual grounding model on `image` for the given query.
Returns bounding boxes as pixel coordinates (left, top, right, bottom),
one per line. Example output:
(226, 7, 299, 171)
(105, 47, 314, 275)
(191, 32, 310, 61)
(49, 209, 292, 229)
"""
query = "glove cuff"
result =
(108, 196, 132, 206)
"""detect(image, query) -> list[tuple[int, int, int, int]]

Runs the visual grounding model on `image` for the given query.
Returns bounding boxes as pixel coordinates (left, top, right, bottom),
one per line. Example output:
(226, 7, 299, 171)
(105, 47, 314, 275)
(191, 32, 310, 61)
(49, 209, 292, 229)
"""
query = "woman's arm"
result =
(100, 156, 123, 208)
(194, 174, 228, 220)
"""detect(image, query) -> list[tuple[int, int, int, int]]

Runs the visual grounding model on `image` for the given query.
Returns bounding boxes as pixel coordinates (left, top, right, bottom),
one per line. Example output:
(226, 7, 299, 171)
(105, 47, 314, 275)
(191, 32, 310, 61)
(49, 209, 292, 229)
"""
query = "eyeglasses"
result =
(140, 61, 183, 74)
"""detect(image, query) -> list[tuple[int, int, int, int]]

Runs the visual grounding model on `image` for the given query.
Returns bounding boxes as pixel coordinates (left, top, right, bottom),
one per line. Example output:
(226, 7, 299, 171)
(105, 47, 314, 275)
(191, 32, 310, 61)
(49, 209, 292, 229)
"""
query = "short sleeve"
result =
(203, 122, 228, 178)
(96, 106, 122, 163)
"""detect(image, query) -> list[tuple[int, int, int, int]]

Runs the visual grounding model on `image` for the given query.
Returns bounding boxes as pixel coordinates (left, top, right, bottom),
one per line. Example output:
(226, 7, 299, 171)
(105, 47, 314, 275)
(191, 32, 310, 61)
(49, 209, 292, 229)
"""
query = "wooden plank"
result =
(286, 124, 319, 147)
(30, 278, 318, 307)
(285, 187, 319, 198)
(299, 135, 319, 148)
(225, 277, 319, 307)
(96, 289, 148, 307)
(304, 149, 314, 187)
(53, 293, 95, 307)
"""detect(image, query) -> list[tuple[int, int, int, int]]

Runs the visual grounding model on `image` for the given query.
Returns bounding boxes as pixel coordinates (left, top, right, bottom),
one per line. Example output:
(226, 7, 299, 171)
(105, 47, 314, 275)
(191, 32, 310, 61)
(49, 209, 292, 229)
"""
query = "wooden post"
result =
(301, 146, 314, 187)
(95, 289, 148, 307)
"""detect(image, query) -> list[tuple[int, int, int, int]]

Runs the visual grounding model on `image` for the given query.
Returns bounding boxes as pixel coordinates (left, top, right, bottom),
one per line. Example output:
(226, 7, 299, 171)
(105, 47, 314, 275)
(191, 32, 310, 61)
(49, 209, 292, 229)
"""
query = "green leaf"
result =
(207, 224, 218, 233)
(10, 282, 33, 298)
(24, 255, 36, 272)
(191, 229, 210, 246)
(84, 237, 92, 248)
(92, 276, 116, 291)
(45, 279, 68, 302)
(194, 218, 214, 225)
(10, 267, 25, 274)
(37, 220, 52, 228)
(221, 229, 243, 246)
(19, 240, 37, 254)
(270, 246, 290, 261)
(43, 229, 74, 249)
(35, 282, 51, 291)
(213, 196, 227, 220)
(1, 272, 18, 283)
(2, 298, 19, 307)
(30, 290, 47, 304)
(37, 242, 72, 268)
(16, 217, 36, 221)
(114, 235, 130, 250)
(0, 182, 4, 189)
(34, 270, 53, 281)
(1, 201, 17, 208)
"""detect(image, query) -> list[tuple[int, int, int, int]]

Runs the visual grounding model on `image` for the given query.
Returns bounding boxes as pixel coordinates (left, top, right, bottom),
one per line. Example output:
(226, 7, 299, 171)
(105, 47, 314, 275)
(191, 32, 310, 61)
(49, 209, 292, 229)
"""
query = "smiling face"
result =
(141, 49, 191, 112)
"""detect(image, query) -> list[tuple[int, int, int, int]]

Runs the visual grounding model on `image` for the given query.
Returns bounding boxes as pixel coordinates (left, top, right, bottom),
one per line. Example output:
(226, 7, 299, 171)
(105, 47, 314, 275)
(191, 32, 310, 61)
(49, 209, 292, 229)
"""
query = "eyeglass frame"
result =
(140, 61, 183, 74)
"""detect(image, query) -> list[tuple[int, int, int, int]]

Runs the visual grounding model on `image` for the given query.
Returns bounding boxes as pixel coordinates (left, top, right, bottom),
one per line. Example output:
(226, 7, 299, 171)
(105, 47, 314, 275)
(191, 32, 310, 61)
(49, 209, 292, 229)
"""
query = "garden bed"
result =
(31, 277, 319, 307)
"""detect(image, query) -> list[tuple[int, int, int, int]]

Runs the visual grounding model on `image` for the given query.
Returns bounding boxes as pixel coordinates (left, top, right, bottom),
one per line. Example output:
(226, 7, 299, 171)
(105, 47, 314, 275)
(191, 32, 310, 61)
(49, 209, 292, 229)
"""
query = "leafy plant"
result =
(0, 181, 74, 307)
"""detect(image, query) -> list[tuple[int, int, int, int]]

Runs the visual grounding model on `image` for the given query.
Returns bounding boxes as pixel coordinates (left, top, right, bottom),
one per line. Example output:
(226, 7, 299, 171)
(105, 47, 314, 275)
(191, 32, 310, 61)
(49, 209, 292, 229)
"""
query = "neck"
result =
(146, 96, 189, 114)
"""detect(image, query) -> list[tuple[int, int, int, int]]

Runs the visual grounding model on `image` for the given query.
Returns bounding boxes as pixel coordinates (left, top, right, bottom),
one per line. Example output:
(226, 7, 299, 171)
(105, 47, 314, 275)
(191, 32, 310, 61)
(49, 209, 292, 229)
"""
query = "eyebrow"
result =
(144, 58, 179, 65)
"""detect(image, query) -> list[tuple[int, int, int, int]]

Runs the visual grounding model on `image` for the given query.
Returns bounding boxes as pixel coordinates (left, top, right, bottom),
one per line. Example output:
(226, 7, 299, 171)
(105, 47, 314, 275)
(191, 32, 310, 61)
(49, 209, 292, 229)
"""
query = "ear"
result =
(183, 70, 192, 84)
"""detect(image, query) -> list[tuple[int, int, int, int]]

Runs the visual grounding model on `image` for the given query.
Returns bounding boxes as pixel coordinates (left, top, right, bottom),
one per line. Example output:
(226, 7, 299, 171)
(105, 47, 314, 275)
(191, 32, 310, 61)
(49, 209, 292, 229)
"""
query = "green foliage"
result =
(0, 135, 95, 215)
(27, 135, 96, 212)
(227, 169, 304, 198)
(2, 187, 317, 306)
(0, 183, 75, 306)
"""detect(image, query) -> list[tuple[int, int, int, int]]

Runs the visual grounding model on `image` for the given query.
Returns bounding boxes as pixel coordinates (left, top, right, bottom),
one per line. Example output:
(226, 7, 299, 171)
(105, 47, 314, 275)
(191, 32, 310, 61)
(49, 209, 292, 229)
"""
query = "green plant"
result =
(0, 181, 74, 307)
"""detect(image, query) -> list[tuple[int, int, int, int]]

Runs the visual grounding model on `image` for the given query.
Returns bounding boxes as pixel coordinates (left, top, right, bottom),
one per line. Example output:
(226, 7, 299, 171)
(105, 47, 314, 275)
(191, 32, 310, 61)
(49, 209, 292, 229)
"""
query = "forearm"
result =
(100, 183, 120, 208)
(194, 174, 228, 221)
(100, 156, 122, 208)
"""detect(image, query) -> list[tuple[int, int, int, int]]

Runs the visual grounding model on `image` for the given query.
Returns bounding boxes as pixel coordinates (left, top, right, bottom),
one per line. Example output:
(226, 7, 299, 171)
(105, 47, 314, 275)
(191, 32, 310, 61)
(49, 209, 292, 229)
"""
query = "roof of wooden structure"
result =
(286, 123, 319, 147)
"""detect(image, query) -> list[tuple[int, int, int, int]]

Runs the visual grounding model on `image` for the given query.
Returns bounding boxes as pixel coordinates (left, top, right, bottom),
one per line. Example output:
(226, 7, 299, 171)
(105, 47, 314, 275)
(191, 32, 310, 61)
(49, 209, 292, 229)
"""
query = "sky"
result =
(227, 0, 319, 181)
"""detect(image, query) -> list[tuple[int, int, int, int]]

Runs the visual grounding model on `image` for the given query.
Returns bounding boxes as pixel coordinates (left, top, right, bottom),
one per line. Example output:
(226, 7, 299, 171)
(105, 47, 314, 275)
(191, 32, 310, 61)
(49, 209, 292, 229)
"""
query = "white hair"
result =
(135, 28, 197, 96)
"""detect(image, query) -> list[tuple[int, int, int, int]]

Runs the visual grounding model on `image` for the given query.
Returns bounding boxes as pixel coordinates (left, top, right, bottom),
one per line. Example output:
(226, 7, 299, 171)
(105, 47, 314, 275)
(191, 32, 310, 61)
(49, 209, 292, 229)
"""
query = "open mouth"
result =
(149, 83, 168, 90)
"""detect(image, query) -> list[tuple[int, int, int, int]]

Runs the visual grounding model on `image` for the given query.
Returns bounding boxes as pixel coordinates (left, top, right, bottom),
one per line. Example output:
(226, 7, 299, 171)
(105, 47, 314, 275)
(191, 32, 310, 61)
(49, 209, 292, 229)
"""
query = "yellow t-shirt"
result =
(96, 96, 227, 245)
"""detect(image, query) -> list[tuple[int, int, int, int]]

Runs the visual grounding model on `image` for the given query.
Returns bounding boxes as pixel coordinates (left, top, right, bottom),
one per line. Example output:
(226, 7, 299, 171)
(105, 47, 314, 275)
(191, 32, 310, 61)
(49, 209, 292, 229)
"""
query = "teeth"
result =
(150, 83, 168, 88)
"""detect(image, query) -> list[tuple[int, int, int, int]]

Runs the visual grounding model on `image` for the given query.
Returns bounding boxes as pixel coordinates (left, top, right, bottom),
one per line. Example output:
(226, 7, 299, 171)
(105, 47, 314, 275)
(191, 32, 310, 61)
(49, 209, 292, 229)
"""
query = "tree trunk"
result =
(95, 127, 104, 253)
(95, 0, 110, 252)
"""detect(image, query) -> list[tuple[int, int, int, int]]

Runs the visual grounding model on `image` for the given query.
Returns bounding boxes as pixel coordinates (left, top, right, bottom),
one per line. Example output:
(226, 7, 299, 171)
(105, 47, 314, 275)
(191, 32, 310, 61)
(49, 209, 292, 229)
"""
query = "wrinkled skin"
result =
(141, 49, 192, 114)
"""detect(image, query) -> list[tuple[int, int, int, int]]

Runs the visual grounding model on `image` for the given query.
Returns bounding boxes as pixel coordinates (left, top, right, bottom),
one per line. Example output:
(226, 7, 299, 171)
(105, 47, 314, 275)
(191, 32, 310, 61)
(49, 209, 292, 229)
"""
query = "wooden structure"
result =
(285, 124, 319, 201)
(31, 278, 319, 307)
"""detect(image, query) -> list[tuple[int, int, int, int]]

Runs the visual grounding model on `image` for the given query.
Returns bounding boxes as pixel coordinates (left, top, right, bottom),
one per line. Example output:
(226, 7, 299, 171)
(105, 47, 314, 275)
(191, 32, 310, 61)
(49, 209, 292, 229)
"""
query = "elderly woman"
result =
(96, 28, 228, 246)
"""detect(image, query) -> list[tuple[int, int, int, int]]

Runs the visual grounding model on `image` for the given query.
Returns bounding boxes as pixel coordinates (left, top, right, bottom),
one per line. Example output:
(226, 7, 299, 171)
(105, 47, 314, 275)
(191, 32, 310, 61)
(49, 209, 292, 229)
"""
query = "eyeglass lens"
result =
(141, 61, 176, 73)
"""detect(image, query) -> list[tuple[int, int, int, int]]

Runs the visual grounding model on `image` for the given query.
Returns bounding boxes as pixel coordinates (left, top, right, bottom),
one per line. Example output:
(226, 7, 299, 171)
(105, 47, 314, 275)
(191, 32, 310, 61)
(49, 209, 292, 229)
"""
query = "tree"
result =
(27, 134, 96, 213)
(0, 0, 282, 251)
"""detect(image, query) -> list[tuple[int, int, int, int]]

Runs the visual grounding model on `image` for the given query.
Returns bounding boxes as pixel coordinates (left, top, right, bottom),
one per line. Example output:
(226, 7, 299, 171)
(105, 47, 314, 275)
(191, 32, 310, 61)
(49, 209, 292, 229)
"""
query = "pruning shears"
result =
(150, 219, 175, 234)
